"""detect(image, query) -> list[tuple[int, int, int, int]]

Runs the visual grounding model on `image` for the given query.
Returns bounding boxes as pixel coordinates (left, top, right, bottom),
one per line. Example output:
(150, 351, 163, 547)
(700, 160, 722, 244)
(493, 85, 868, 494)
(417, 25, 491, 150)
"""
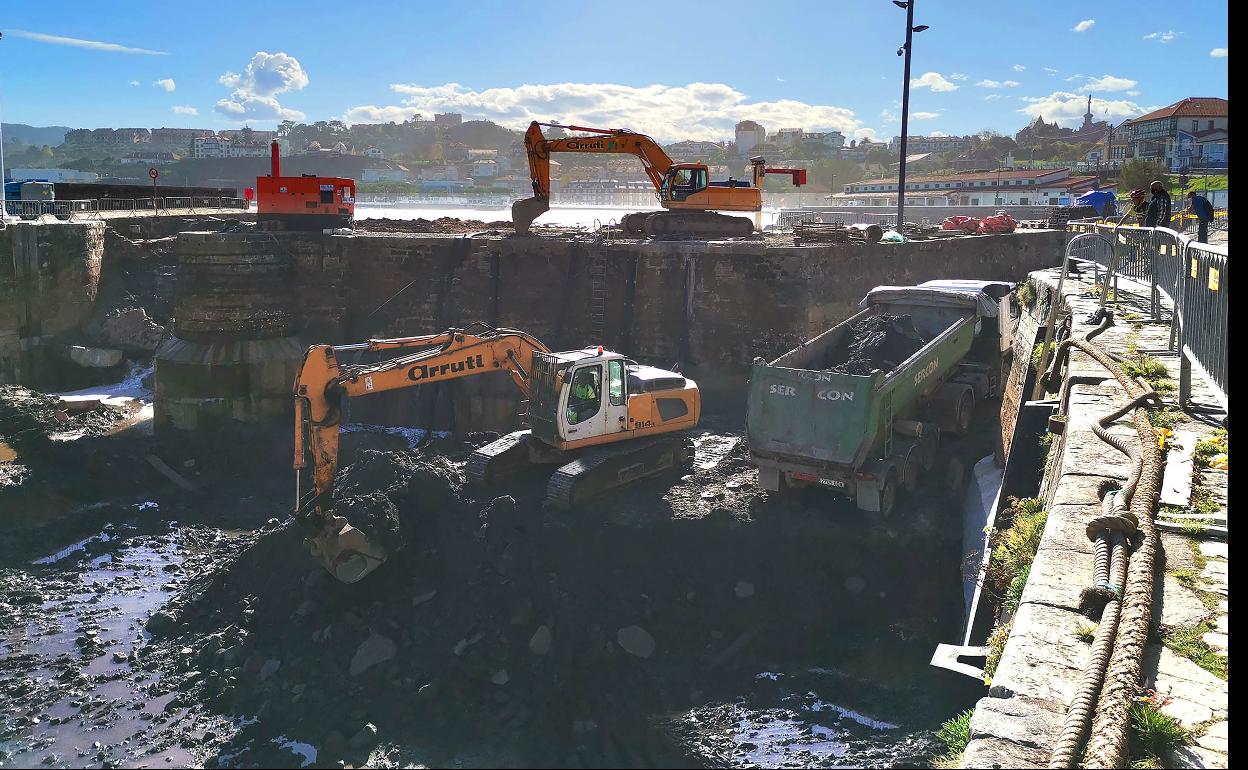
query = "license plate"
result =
(818, 478, 846, 488)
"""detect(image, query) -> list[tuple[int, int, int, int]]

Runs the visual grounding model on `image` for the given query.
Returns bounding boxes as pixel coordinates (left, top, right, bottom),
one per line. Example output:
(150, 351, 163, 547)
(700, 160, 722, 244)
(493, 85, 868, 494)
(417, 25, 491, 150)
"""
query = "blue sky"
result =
(0, 0, 1229, 142)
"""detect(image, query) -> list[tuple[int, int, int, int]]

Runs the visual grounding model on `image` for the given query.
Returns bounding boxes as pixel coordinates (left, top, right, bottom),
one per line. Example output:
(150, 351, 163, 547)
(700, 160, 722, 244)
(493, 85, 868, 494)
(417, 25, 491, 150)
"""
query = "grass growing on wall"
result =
(934, 709, 974, 766)
(980, 497, 1049, 684)
(1128, 694, 1188, 768)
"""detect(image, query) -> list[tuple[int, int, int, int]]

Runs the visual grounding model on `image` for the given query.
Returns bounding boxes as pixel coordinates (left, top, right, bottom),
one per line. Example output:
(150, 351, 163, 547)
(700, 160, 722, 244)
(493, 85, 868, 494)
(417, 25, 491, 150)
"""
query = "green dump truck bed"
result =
(746, 282, 1011, 510)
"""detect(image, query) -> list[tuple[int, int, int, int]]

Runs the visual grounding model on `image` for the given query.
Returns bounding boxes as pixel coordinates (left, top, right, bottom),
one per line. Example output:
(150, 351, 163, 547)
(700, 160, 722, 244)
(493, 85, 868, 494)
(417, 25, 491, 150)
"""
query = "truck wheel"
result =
(902, 451, 919, 492)
(878, 470, 898, 517)
(921, 432, 939, 472)
(944, 457, 966, 492)
(954, 390, 975, 434)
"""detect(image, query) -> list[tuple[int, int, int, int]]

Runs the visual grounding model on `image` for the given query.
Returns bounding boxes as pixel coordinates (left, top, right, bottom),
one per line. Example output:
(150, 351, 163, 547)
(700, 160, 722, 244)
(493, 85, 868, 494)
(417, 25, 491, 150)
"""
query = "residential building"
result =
(227, 142, 270, 158)
(774, 128, 804, 146)
(1121, 97, 1228, 171)
(192, 136, 230, 158)
(434, 113, 463, 128)
(150, 127, 215, 147)
(888, 135, 972, 153)
(361, 167, 411, 183)
(420, 165, 460, 182)
(218, 129, 277, 143)
(7, 168, 98, 183)
(665, 140, 723, 157)
(735, 120, 766, 155)
(472, 159, 498, 178)
(121, 151, 176, 165)
(831, 167, 1112, 207)
(807, 131, 846, 149)
(364, 147, 385, 159)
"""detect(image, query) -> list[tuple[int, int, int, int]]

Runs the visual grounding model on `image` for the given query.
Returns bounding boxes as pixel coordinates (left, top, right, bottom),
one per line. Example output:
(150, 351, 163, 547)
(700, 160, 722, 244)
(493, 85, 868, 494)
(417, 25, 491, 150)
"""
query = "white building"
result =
(361, 167, 411, 183)
(192, 135, 230, 158)
(364, 147, 385, 159)
(735, 120, 766, 155)
(7, 167, 98, 183)
(774, 128, 804, 146)
(472, 159, 498, 178)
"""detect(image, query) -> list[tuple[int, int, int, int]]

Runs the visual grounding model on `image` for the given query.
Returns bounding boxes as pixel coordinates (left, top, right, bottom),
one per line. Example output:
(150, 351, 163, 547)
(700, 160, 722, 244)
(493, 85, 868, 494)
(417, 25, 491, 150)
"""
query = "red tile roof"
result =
(1129, 97, 1228, 123)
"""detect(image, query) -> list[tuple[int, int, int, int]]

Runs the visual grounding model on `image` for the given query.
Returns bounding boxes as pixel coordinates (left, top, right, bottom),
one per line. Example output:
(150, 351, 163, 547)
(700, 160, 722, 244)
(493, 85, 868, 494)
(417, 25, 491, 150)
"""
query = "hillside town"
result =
(4, 95, 1228, 208)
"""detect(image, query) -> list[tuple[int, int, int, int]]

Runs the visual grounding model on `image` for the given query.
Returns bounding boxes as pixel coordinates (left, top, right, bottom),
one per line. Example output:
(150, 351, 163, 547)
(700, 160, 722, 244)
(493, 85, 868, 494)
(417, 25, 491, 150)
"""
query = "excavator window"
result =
(666, 168, 708, 202)
(566, 365, 602, 425)
(608, 360, 625, 406)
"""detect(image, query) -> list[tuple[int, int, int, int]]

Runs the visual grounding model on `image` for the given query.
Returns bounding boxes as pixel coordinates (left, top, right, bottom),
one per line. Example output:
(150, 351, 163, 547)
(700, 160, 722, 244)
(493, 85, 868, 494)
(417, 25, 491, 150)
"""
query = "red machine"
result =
(256, 141, 355, 230)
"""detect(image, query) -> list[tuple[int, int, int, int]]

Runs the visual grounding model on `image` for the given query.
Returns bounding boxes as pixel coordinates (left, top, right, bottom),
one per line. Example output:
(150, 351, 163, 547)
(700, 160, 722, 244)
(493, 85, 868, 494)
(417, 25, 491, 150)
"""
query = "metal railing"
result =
(3, 197, 248, 221)
(1065, 221, 1228, 410)
(777, 209, 899, 229)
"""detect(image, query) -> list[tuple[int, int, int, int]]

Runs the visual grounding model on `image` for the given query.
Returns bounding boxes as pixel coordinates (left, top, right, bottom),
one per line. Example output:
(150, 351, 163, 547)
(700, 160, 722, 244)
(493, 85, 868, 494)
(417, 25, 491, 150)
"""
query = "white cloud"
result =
(911, 111, 941, 120)
(1065, 74, 1088, 82)
(984, 94, 1003, 101)
(345, 81, 879, 143)
(215, 51, 308, 121)
(129, 80, 141, 86)
(1126, 90, 1141, 96)
(1003, 80, 1021, 88)
(1211, 48, 1228, 58)
(7, 29, 166, 55)
(909, 71, 958, 92)
(171, 105, 199, 115)
(1044, 67, 1060, 75)
(977, 80, 1003, 88)
(951, 73, 968, 81)
(1012, 64, 1026, 72)
(1073, 19, 1096, 32)
(1077, 75, 1137, 93)
(154, 78, 176, 92)
(1143, 30, 1180, 43)
(1018, 91, 1146, 126)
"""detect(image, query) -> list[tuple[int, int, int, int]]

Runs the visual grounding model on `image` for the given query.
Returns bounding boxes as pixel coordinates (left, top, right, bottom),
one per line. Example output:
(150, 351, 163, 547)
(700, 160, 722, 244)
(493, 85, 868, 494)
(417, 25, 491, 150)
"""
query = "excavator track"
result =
(465, 430, 536, 484)
(642, 211, 754, 239)
(546, 435, 695, 509)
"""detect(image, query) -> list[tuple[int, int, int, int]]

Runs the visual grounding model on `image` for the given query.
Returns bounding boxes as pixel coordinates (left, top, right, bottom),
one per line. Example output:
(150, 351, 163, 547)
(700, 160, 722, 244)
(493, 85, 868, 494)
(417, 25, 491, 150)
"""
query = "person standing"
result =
(1144, 179, 1172, 228)
(1185, 191, 1215, 243)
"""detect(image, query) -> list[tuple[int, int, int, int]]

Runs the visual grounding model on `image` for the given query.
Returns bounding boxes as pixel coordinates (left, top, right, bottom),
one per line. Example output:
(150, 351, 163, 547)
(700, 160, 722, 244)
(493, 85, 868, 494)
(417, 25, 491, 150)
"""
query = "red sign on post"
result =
(149, 168, 159, 213)
(148, 168, 160, 180)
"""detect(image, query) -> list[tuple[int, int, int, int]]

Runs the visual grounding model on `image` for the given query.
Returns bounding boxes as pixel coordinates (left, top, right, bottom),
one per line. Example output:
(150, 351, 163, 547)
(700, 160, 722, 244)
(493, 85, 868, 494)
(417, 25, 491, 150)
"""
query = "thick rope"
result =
(1039, 313, 1164, 769)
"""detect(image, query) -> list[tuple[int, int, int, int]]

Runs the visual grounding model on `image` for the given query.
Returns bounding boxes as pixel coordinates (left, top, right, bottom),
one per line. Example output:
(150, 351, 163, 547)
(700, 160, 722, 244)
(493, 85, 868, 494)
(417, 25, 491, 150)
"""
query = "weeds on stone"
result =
(983, 624, 1010, 683)
(1190, 487, 1221, 516)
(1168, 567, 1200, 591)
(1193, 429, 1228, 469)
(1014, 280, 1036, 309)
(1181, 518, 1215, 536)
(1148, 408, 1182, 430)
(989, 497, 1048, 587)
(1003, 564, 1030, 613)
(1128, 691, 1188, 767)
(1122, 355, 1171, 390)
(1075, 622, 1098, 643)
(934, 708, 974, 765)
(1163, 623, 1228, 680)
(1031, 342, 1051, 372)
(1039, 432, 1054, 451)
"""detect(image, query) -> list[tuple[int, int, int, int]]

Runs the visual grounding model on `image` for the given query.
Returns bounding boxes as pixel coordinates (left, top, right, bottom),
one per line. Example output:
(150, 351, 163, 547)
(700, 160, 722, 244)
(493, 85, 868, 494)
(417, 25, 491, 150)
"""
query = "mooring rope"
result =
(1040, 313, 1164, 769)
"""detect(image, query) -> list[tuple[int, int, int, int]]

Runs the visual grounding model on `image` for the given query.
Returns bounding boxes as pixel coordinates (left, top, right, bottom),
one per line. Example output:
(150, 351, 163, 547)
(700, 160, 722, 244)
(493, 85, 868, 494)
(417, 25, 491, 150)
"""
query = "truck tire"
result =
(878, 470, 898, 517)
(901, 449, 920, 492)
(954, 390, 974, 434)
(944, 457, 966, 492)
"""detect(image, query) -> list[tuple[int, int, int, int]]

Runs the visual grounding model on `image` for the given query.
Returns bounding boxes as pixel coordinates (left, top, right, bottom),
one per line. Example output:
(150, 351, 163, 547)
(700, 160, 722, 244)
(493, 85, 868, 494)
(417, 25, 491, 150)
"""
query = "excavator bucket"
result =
(306, 512, 388, 584)
(511, 196, 549, 236)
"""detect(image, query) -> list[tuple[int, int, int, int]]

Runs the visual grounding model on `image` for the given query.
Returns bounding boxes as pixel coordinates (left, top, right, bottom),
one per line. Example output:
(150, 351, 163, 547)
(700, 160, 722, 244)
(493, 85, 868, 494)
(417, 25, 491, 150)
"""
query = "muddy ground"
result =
(3, 376, 990, 768)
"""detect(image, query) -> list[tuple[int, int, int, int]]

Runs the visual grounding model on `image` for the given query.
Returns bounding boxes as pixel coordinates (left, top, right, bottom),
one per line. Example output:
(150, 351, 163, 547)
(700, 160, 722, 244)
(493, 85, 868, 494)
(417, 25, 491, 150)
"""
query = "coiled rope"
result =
(1039, 313, 1164, 769)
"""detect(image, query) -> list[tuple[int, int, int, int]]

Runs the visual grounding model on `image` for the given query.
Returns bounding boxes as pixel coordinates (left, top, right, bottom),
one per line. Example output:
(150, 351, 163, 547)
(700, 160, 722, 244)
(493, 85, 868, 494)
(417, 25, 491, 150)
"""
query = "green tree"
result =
(1117, 158, 1169, 193)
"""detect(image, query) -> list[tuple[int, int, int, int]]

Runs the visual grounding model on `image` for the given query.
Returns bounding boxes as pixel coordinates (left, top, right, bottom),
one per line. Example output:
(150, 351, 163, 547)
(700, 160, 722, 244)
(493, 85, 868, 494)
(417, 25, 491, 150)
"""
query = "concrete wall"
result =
(0, 221, 105, 385)
(268, 229, 1065, 431)
(797, 205, 1073, 223)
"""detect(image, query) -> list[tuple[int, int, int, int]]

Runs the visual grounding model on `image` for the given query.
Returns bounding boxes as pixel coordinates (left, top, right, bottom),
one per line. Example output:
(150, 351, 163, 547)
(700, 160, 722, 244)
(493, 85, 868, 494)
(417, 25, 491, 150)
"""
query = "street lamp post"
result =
(893, 0, 928, 230)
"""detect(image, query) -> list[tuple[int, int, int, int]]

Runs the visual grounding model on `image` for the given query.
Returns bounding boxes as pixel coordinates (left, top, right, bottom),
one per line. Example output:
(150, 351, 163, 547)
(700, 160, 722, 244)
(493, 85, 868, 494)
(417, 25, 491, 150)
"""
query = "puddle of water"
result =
(1, 520, 228, 768)
(341, 422, 449, 448)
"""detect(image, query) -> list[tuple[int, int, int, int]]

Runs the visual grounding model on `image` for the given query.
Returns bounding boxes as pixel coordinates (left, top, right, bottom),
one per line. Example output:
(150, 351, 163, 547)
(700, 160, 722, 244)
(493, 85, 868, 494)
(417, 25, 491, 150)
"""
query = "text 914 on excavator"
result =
(512, 121, 805, 238)
(293, 323, 700, 583)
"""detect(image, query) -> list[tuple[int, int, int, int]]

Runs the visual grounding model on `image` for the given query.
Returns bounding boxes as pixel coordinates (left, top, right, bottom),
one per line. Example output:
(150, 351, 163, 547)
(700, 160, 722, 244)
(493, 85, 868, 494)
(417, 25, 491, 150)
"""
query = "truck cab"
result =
(528, 348, 700, 449)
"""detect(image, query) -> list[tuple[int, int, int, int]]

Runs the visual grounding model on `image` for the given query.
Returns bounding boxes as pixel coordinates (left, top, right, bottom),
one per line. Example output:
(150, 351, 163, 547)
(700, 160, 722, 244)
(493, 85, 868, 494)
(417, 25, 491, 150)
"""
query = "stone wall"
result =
(267, 229, 1065, 431)
(0, 221, 105, 385)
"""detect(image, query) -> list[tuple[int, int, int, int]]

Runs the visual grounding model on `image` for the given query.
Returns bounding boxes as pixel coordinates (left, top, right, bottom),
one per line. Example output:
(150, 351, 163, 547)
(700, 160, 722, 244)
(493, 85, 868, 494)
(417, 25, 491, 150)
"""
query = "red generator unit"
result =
(256, 141, 355, 230)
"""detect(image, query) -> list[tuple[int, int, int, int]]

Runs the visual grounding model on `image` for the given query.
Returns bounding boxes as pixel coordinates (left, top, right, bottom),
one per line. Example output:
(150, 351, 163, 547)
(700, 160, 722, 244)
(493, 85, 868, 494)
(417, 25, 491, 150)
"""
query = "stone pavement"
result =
(961, 265, 1228, 768)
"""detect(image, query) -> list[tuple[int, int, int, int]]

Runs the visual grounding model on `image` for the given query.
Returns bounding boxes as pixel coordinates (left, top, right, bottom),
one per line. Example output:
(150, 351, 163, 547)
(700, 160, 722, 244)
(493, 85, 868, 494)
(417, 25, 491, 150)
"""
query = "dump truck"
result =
(747, 280, 1013, 515)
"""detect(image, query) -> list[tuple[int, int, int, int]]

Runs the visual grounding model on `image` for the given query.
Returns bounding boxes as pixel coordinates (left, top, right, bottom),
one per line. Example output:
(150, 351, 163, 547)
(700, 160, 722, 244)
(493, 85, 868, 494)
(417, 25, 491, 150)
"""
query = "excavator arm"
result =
(513, 121, 677, 234)
(292, 323, 550, 583)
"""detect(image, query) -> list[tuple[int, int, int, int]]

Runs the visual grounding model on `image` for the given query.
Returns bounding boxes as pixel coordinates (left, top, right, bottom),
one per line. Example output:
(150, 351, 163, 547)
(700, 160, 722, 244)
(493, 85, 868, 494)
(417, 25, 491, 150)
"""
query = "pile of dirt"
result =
(821, 314, 927, 375)
(355, 217, 512, 234)
(0, 386, 127, 453)
(144, 425, 971, 766)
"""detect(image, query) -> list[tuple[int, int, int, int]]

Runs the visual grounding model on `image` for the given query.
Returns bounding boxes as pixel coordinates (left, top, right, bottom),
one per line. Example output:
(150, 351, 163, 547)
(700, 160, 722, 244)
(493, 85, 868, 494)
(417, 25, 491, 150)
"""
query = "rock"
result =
(529, 625, 552, 655)
(146, 610, 177, 638)
(65, 345, 123, 368)
(734, 581, 755, 599)
(258, 659, 281, 680)
(1157, 574, 1214, 629)
(349, 634, 397, 676)
(349, 722, 378, 749)
(616, 625, 656, 659)
(491, 669, 510, 686)
(98, 307, 165, 354)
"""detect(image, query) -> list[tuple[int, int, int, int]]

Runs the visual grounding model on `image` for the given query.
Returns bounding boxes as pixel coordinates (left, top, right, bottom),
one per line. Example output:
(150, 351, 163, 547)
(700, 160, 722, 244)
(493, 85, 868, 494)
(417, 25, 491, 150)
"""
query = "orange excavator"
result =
(512, 121, 806, 238)
(293, 322, 700, 583)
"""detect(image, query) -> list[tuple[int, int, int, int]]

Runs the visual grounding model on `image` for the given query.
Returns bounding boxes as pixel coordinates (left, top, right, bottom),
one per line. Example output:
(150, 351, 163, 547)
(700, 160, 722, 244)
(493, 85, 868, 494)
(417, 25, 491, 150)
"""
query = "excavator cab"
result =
(662, 165, 709, 202)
